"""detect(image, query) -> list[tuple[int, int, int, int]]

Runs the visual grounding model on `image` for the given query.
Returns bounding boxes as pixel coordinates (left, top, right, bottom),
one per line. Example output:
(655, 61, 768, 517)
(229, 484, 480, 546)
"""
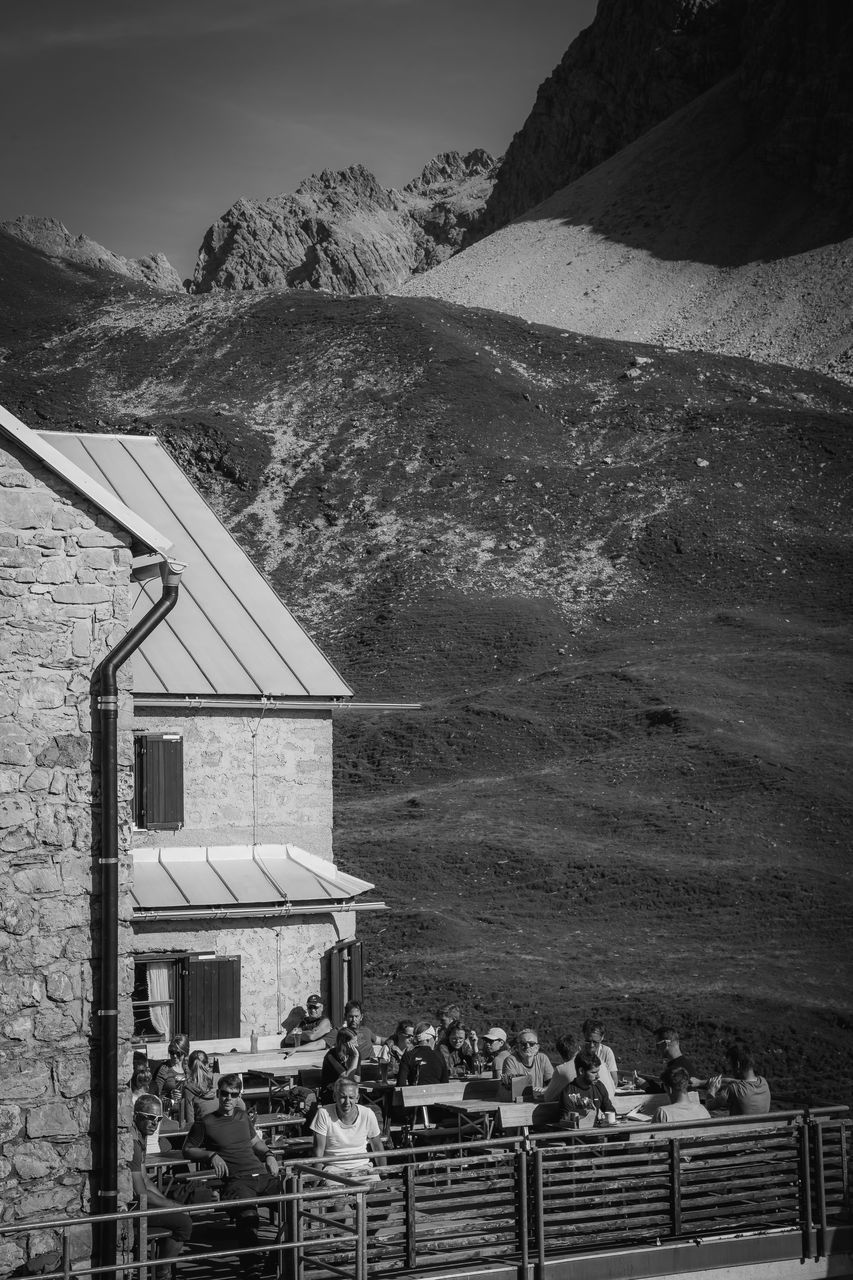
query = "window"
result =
(132, 953, 241, 1041)
(134, 733, 183, 830)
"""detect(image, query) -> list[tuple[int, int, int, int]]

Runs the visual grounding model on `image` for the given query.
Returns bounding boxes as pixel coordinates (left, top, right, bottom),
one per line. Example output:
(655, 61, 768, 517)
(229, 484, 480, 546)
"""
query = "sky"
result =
(0, 0, 597, 279)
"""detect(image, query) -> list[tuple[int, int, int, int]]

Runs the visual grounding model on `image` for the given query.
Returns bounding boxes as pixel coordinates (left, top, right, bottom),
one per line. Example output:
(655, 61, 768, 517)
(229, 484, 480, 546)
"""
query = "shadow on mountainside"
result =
(514, 79, 852, 269)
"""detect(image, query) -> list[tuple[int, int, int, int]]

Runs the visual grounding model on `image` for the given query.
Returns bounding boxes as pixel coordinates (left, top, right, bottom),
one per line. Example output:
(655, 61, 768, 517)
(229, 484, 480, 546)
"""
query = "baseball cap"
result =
(306, 994, 323, 1006)
(485, 1027, 507, 1042)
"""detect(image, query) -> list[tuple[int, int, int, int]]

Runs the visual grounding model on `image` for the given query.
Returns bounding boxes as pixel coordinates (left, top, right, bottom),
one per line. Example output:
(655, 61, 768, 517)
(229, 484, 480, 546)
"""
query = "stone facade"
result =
(131, 709, 333, 855)
(134, 912, 353, 1041)
(130, 708, 342, 1038)
(0, 439, 136, 1269)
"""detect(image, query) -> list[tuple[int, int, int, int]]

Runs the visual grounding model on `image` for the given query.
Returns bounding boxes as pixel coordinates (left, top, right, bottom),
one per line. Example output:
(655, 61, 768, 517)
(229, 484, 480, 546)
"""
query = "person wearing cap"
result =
(397, 1022, 450, 1086)
(483, 1027, 512, 1079)
(281, 994, 333, 1047)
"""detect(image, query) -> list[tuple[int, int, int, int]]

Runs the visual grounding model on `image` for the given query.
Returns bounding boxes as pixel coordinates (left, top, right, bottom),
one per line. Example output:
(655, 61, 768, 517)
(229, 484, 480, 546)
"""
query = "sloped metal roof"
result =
(0, 406, 171, 555)
(40, 432, 352, 700)
(131, 844, 374, 910)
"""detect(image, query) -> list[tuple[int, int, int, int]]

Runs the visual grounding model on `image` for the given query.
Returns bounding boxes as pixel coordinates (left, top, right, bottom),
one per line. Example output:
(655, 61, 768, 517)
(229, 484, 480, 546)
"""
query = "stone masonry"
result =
(0, 438, 136, 1272)
(131, 709, 333, 856)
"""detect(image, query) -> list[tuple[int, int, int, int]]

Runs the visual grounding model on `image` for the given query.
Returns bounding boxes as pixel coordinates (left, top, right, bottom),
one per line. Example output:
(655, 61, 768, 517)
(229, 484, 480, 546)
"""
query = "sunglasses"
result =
(520, 1041, 538, 1048)
(218, 1090, 241, 1098)
(137, 1113, 161, 1123)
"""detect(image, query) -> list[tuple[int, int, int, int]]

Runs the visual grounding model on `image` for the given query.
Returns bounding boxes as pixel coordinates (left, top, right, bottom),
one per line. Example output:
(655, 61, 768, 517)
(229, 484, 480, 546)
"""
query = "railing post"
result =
(283, 1170, 300, 1280)
(517, 1143, 529, 1276)
(137, 1188, 149, 1280)
(799, 1114, 815, 1261)
(842, 1118, 851, 1216)
(403, 1159, 417, 1270)
(355, 1191, 368, 1280)
(62, 1231, 72, 1280)
(670, 1137, 682, 1238)
(813, 1119, 827, 1261)
(533, 1146, 545, 1280)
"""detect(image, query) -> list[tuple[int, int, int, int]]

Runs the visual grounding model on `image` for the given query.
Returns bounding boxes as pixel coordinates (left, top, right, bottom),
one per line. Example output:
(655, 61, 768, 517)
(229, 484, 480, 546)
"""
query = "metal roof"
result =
(40, 432, 352, 700)
(0, 406, 171, 555)
(131, 843, 374, 911)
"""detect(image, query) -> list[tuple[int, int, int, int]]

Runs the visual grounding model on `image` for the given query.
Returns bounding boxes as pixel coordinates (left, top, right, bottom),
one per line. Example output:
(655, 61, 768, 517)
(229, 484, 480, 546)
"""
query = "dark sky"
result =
(1, 0, 596, 278)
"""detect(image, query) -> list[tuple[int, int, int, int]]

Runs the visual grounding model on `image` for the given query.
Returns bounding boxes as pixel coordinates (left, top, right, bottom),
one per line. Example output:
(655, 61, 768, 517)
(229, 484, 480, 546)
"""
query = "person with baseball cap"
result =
(483, 1027, 512, 1078)
(397, 1022, 449, 1086)
(281, 994, 333, 1047)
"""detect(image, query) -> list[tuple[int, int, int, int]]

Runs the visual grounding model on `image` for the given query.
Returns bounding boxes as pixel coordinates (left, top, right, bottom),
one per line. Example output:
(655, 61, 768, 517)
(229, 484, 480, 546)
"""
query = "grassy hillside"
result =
(2, 235, 851, 1104)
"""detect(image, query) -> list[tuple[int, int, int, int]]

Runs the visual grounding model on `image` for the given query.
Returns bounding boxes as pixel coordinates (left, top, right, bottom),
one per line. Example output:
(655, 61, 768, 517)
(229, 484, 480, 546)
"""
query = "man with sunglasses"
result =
(500, 1029, 554, 1099)
(131, 1094, 192, 1278)
(636, 1026, 697, 1094)
(184, 1074, 280, 1278)
(483, 1027, 512, 1079)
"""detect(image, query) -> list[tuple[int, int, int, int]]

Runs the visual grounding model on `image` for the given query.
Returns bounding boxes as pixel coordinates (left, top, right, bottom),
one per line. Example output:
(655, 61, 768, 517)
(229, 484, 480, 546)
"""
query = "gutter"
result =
(92, 558, 184, 1271)
(132, 900, 388, 922)
(133, 696, 421, 711)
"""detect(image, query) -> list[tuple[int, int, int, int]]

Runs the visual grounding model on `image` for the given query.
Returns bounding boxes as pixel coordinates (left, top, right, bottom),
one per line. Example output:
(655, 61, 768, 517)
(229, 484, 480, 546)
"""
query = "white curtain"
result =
(146, 962, 172, 1040)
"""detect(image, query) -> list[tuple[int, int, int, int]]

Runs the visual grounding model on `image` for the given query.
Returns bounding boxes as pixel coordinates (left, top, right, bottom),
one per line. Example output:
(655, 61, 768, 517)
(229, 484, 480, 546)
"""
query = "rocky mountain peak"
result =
(189, 151, 498, 296)
(404, 149, 497, 194)
(0, 214, 182, 291)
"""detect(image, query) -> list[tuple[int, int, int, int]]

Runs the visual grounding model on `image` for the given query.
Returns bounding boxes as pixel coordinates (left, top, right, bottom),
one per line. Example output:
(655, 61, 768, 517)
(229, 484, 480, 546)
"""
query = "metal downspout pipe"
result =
(93, 559, 184, 1271)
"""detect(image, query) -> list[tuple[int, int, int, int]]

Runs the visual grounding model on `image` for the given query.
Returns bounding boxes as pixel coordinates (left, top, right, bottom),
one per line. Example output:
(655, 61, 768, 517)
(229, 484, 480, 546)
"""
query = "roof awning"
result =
(131, 844, 374, 914)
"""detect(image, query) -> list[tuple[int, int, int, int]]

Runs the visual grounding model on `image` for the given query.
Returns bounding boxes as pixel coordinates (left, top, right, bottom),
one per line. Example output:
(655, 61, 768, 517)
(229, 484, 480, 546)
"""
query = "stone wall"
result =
(134, 911, 355, 1040)
(0, 437, 136, 1271)
(131, 709, 333, 856)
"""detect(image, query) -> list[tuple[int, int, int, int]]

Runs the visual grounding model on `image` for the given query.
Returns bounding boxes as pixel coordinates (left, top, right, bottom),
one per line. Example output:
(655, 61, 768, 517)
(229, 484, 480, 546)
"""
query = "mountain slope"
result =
(0, 215, 182, 291)
(400, 77, 853, 382)
(1, 239, 851, 1103)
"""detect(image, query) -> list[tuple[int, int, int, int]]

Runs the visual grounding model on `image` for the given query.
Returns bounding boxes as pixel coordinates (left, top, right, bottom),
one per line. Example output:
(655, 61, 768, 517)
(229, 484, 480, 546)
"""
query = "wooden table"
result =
(441, 1098, 503, 1140)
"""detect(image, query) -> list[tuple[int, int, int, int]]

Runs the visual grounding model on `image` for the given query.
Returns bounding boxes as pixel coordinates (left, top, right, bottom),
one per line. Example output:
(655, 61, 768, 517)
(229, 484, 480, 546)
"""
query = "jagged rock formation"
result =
(189, 150, 497, 295)
(475, 0, 853, 240)
(475, 0, 743, 238)
(0, 215, 182, 291)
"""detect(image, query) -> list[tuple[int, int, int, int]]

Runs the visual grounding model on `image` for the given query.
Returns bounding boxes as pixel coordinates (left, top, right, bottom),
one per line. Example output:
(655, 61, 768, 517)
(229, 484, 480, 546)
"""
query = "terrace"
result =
(3, 1107, 850, 1280)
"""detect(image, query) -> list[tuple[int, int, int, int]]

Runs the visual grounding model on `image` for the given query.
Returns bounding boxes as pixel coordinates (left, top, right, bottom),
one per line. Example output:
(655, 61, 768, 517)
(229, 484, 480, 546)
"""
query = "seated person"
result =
(181, 1049, 247, 1126)
(339, 999, 379, 1060)
(310, 1077, 385, 1189)
(439, 1023, 478, 1079)
(652, 1066, 711, 1123)
(151, 1036, 189, 1112)
(398, 1023, 449, 1086)
(703, 1043, 771, 1115)
(483, 1027, 512, 1079)
(183, 1074, 280, 1280)
(500, 1028, 555, 1098)
(320, 1029, 361, 1104)
(281, 993, 333, 1047)
(130, 1094, 192, 1277)
(381, 1020, 415, 1077)
(557, 1049, 616, 1126)
(637, 1026, 697, 1093)
(540, 1034, 580, 1105)
(130, 1064, 153, 1105)
(581, 1019, 618, 1090)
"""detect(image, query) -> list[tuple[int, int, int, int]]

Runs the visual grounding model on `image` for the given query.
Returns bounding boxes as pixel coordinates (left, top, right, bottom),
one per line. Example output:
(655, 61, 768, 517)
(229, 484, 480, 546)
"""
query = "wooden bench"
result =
(498, 1102, 563, 1137)
(397, 1080, 500, 1144)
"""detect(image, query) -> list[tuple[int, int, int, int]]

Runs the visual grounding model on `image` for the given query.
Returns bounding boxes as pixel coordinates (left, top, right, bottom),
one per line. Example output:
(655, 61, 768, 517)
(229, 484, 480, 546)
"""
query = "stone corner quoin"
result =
(0, 436, 136, 1255)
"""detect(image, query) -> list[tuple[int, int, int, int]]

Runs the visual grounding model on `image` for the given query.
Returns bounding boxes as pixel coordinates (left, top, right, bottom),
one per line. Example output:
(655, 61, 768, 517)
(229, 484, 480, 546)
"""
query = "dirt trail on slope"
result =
(400, 79, 853, 383)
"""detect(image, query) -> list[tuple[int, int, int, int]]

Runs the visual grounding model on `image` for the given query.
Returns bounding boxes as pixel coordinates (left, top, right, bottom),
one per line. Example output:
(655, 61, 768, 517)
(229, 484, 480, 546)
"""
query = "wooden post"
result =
(670, 1137, 682, 1237)
(403, 1160, 417, 1270)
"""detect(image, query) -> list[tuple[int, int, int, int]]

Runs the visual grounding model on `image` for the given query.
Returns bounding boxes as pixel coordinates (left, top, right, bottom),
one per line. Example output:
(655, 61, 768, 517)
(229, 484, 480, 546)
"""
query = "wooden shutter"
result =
(187, 956, 241, 1039)
(134, 733, 184, 830)
(328, 940, 363, 1027)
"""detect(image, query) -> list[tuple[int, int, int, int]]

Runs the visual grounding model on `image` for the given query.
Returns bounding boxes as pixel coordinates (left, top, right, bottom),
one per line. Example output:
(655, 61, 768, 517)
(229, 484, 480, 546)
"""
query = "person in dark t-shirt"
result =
(184, 1074, 280, 1279)
(637, 1026, 697, 1094)
(558, 1049, 615, 1126)
(397, 1023, 449, 1086)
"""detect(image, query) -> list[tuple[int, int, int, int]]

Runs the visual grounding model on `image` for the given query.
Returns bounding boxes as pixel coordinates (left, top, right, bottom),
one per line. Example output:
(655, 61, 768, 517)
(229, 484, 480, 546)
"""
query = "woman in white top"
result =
(310, 1077, 385, 1186)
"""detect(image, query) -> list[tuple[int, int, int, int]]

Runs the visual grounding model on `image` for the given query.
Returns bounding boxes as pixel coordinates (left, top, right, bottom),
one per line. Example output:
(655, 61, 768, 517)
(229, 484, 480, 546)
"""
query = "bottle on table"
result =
(250, 1028, 259, 1054)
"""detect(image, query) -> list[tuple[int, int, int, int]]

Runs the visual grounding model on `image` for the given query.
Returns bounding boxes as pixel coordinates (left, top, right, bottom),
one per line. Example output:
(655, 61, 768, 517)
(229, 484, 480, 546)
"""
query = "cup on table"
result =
(604, 1111, 617, 1126)
(292, 1029, 302, 1048)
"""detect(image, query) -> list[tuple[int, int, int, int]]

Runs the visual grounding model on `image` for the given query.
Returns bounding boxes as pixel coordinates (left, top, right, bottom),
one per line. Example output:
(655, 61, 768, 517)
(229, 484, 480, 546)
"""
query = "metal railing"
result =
(1, 1108, 848, 1280)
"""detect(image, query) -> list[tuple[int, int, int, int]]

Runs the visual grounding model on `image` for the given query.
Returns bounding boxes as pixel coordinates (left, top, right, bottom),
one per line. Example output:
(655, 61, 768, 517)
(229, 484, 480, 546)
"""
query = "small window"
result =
(134, 733, 184, 830)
